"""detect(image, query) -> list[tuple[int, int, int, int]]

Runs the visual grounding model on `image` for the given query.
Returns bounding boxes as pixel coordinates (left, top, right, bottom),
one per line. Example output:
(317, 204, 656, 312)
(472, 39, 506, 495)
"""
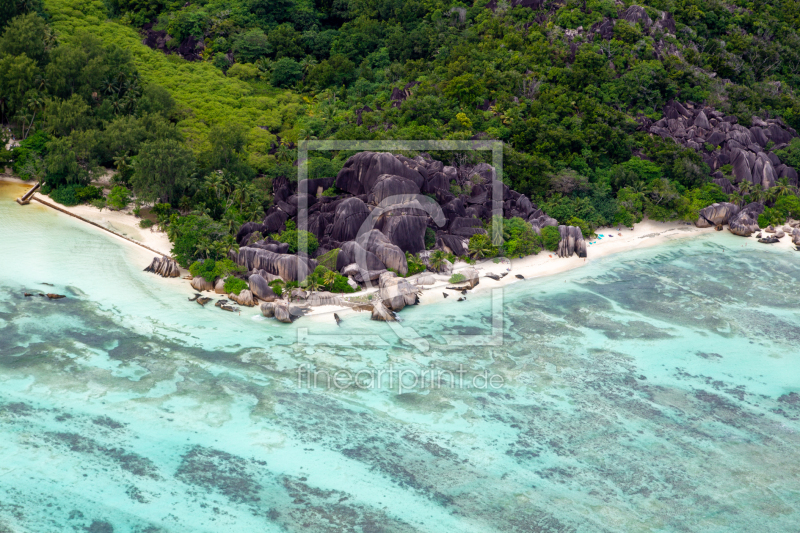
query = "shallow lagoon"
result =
(1, 182, 799, 532)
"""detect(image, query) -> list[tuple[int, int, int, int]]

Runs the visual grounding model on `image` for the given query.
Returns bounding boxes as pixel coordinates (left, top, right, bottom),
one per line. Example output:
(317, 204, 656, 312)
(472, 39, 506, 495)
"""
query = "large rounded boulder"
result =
(248, 274, 277, 301)
(369, 174, 420, 205)
(336, 240, 386, 272)
(378, 271, 419, 312)
(335, 152, 425, 195)
(330, 197, 370, 242)
(234, 248, 316, 282)
(191, 276, 215, 292)
(357, 229, 408, 275)
(373, 200, 429, 253)
(557, 225, 587, 258)
(695, 202, 740, 228)
(729, 202, 764, 236)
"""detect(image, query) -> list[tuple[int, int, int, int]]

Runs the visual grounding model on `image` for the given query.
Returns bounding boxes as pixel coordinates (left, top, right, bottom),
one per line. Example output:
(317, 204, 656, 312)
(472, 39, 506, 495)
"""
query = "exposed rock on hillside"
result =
(646, 101, 798, 189)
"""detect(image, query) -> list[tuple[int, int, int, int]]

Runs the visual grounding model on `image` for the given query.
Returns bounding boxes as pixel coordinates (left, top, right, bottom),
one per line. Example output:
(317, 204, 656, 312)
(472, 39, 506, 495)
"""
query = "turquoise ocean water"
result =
(1, 182, 799, 532)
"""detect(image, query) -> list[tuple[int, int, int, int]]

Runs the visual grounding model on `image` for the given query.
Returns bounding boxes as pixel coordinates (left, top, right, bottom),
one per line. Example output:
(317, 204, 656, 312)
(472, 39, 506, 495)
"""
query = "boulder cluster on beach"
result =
(146, 144, 800, 323)
(210, 151, 588, 321)
(696, 200, 800, 243)
(233, 151, 583, 281)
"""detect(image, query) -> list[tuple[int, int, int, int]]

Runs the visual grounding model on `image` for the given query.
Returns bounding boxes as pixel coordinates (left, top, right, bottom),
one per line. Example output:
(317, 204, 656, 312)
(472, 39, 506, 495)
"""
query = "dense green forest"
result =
(2, 0, 800, 266)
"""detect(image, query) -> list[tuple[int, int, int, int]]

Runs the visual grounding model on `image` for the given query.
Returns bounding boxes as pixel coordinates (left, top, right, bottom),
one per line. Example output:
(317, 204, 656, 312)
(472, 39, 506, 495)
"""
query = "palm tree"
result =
(305, 275, 322, 295)
(101, 77, 118, 96)
(300, 56, 318, 79)
(275, 142, 293, 162)
(429, 250, 447, 272)
(195, 238, 213, 259)
(254, 58, 273, 75)
(468, 234, 497, 259)
(772, 177, 794, 199)
(750, 183, 765, 204)
(211, 235, 238, 261)
(34, 74, 50, 92)
(764, 185, 781, 205)
(322, 270, 338, 290)
(738, 180, 753, 201)
(728, 191, 744, 207)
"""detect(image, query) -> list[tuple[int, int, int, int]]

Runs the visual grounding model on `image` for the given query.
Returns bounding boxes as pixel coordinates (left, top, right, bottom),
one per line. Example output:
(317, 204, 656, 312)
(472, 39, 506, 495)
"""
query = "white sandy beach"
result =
(5, 176, 796, 322)
(1, 175, 173, 258)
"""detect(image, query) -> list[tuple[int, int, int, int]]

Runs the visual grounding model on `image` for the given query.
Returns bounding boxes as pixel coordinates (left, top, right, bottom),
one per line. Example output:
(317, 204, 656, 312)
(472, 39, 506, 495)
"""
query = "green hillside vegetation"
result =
(2, 0, 800, 264)
(43, 0, 303, 161)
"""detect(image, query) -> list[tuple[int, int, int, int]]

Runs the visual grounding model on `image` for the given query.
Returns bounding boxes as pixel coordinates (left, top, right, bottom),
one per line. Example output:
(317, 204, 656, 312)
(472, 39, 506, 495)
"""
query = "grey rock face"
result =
(370, 300, 396, 321)
(728, 202, 765, 236)
(330, 197, 370, 242)
(368, 174, 420, 205)
(214, 278, 226, 294)
(436, 234, 468, 256)
(645, 101, 798, 191)
(144, 256, 180, 278)
(557, 225, 587, 258)
(713, 177, 736, 194)
(335, 151, 425, 195)
(235, 248, 317, 282)
(248, 274, 277, 301)
(260, 302, 302, 323)
(696, 202, 740, 228)
(190, 276, 215, 292)
(373, 199, 429, 253)
(337, 241, 386, 272)
(357, 229, 408, 274)
(378, 271, 419, 312)
(230, 290, 255, 307)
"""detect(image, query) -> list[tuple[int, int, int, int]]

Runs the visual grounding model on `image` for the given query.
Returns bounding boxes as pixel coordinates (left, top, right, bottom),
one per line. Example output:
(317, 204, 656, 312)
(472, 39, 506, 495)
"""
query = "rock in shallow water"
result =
(370, 300, 397, 321)
(144, 256, 180, 278)
(378, 271, 419, 312)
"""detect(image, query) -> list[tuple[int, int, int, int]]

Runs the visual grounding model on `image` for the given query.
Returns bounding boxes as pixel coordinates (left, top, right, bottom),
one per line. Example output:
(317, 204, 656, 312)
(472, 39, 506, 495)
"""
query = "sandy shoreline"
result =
(303, 218, 797, 323)
(5, 176, 796, 323)
(1, 175, 174, 259)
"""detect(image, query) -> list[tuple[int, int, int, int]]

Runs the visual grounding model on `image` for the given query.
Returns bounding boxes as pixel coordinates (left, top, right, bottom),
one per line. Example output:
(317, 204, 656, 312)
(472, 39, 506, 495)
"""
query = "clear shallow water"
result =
(1, 182, 799, 533)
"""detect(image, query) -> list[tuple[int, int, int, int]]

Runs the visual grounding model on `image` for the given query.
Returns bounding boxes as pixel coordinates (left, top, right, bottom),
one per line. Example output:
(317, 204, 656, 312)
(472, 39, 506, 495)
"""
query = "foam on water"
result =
(1, 182, 799, 532)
